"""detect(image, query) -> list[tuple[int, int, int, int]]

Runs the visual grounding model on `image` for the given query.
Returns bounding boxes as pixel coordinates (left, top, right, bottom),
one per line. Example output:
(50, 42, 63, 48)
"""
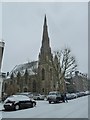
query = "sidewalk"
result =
(0, 102, 3, 120)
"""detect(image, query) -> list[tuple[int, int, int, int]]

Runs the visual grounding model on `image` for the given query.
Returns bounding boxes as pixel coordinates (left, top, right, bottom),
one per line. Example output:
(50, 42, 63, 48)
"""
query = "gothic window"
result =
(33, 80, 36, 92)
(17, 72, 21, 84)
(50, 68, 52, 80)
(42, 88, 44, 92)
(53, 84, 55, 88)
(42, 68, 45, 80)
(24, 87, 28, 92)
(24, 69, 28, 85)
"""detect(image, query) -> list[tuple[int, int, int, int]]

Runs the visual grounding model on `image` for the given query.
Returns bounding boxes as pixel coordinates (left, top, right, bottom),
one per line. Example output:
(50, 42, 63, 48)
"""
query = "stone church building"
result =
(3, 15, 61, 95)
(3, 16, 88, 96)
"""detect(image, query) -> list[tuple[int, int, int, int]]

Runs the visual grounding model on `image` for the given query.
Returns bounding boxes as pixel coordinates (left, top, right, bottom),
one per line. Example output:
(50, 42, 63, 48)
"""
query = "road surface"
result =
(1, 95, 89, 118)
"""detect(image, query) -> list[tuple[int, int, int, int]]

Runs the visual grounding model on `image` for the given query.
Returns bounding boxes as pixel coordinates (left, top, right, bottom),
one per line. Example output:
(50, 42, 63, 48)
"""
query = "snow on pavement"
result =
(0, 102, 3, 120)
(1, 95, 88, 118)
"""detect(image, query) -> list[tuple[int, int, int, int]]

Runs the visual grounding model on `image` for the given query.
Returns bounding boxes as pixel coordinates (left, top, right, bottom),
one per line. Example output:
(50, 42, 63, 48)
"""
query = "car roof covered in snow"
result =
(4, 95, 30, 102)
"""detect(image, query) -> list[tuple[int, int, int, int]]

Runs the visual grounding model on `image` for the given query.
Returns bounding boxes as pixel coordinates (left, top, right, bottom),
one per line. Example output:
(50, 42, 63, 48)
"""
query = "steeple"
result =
(38, 15, 53, 63)
(42, 14, 49, 49)
(43, 14, 47, 29)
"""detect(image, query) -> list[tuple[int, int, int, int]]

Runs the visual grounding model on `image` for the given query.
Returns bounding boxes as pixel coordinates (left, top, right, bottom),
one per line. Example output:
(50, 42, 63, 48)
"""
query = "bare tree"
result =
(54, 47, 77, 92)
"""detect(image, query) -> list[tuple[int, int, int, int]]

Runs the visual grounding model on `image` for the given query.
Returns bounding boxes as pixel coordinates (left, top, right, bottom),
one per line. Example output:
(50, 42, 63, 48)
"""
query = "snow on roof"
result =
(7, 61, 38, 78)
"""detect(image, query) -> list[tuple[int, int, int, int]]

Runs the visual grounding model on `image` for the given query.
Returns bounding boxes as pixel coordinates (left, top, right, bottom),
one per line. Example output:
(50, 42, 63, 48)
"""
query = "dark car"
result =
(47, 91, 63, 104)
(3, 95, 36, 111)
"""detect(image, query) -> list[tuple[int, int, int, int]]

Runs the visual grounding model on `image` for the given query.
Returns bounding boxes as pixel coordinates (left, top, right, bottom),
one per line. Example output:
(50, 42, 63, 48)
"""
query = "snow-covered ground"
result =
(0, 102, 3, 120)
(0, 95, 88, 118)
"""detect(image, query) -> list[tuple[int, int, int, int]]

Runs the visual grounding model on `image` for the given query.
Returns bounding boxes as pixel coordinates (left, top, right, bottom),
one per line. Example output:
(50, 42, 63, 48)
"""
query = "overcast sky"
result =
(0, 2, 88, 74)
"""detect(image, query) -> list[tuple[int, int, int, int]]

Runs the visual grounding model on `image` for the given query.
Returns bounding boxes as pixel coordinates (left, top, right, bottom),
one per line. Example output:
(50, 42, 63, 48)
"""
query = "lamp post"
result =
(0, 40, 5, 101)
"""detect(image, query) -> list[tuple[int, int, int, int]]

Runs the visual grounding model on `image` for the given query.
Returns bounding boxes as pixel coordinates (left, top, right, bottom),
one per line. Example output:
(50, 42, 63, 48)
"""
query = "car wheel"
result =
(15, 104, 20, 110)
(49, 101, 51, 104)
(56, 98, 59, 103)
(37, 97, 40, 100)
(32, 102, 36, 107)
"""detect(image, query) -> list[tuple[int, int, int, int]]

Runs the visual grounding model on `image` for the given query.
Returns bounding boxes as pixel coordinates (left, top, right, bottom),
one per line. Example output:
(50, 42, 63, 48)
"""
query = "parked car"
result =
(47, 91, 63, 104)
(33, 93, 45, 100)
(75, 92, 81, 97)
(66, 93, 77, 100)
(3, 95, 36, 111)
(84, 91, 90, 95)
(66, 93, 74, 100)
(16, 92, 33, 99)
(70, 93, 77, 99)
(76, 92, 85, 97)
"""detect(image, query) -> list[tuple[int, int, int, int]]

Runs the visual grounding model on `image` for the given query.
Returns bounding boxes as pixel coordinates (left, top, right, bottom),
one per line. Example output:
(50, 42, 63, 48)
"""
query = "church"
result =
(3, 15, 62, 96)
(2, 15, 88, 96)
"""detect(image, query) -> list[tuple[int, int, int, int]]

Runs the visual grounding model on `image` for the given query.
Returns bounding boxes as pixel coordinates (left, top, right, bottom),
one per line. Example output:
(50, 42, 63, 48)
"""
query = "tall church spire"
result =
(41, 15, 50, 52)
(38, 15, 53, 63)
(44, 14, 47, 27)
(38, 15, 54, 94)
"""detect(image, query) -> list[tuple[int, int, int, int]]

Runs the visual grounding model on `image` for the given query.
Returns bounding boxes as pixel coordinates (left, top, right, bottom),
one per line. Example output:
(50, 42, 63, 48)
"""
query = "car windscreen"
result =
(5, 100, 15, 103)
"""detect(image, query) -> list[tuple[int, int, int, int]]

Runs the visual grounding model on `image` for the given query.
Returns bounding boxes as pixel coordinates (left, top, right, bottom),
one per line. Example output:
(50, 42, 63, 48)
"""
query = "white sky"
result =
(0, 1, 88, 74)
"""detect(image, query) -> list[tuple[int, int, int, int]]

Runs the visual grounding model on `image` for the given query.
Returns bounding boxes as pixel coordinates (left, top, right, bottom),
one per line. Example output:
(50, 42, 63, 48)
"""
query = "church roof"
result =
(7, 61, 38, 78)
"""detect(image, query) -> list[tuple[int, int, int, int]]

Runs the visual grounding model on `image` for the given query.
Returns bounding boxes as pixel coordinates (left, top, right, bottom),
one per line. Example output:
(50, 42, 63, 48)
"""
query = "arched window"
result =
(50, 68, 52, 80)
(24, 69, 28, 84)
(42, 68, 45, 80)
(24, 87, 28, 92)
(42, 88, 44, 93)
(4, 83, 7, 92)
(17, 72, 21, 84)
(53, 84, 55, 88)
(33, 80, 36, 92)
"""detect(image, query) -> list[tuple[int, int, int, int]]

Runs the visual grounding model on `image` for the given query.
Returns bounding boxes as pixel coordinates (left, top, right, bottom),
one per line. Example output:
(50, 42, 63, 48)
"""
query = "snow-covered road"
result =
(1, 95, 88, 118)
